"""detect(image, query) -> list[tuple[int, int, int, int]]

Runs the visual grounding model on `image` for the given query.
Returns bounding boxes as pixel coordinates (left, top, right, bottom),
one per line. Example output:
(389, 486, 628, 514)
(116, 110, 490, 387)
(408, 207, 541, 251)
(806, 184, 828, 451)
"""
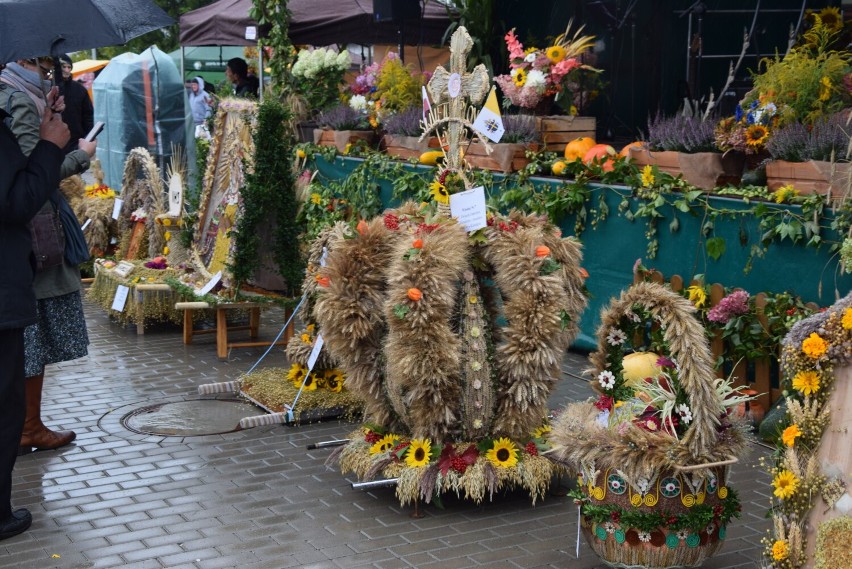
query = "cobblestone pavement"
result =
(2, 296, 773, 569)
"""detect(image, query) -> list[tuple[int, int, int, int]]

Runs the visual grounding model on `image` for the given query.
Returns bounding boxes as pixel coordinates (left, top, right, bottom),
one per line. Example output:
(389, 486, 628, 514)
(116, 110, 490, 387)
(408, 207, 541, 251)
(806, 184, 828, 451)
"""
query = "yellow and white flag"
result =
(472, 87, 505, 143)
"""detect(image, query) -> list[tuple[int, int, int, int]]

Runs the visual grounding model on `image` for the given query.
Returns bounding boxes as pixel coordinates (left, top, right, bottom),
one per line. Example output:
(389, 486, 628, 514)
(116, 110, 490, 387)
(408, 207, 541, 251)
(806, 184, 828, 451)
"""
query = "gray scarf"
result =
(0, 62, 49, 115)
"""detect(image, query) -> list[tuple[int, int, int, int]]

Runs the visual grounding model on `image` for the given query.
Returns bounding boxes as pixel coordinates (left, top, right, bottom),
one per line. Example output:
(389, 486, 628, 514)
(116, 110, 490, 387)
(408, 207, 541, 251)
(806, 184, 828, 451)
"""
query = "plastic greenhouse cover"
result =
(93, 46, 193, 189)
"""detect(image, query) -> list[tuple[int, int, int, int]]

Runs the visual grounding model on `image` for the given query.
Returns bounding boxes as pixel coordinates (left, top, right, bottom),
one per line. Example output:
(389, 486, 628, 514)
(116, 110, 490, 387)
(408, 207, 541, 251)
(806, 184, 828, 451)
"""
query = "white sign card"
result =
(111, 285, 130, 312)
(112, 260, 136, 278)
(196, 271, 222, 296)
(245, 26, 257, 40)
(306, 334, 325, 371)
(111, 198, 123, 220)
(449, 186, 487, 233)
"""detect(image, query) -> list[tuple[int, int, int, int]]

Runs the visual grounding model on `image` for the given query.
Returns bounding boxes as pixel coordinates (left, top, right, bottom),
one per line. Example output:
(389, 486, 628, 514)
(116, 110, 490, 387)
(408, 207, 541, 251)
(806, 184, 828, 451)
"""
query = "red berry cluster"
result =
(610, 510, 621, 523)
(438, 169, 450, 186)
(364, 431, 382, 444)
(525, 441, 538, 456)
(450, 456, 469, 474)
(416, 222, 439, 234)
(384, 213, 400, 230)
(713, 504, 723, 517)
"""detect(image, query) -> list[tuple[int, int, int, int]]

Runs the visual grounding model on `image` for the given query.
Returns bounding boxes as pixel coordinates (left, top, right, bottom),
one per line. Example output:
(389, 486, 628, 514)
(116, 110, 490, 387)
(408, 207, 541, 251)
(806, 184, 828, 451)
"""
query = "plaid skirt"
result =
(23, 290, 89, 377)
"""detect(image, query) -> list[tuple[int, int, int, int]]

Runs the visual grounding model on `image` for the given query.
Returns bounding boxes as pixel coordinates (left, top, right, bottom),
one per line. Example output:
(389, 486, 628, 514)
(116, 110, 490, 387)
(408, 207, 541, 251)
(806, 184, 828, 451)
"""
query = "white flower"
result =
(349, 95, 367, 112)
(473, 418, 483, 429)
(705, 523, 715, 535)
(602, 522, 616, 534)
(636, 478, 650, 493)
(675, 403, 693, 424)
(606, 328, 627, 346)
(524, 52, 537, 63)
(676, 529, 690, 540)
(638, 531, 651, 543)
(336, 51, 352, 69)
(510, 68, 521, 78)
(628, 311, 641, 323)
(525, 69, 547, 90)
(597, 370, 616, 390)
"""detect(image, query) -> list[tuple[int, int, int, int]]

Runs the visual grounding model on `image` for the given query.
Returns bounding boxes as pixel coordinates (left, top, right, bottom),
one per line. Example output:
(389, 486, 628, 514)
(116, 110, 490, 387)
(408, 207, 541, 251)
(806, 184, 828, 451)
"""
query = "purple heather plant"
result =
(707, 290, 751, 324)
(647, 113, 717, 153)
(316, 104, 371, 131)
(767, 111, 851, 162)
(382, 107, 423, 136)
(501, 114, 539, 144)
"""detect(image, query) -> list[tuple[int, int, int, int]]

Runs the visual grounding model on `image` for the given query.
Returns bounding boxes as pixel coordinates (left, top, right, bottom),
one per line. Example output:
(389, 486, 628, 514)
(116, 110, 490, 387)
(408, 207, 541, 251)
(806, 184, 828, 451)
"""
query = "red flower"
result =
(594, 395, 613, 411)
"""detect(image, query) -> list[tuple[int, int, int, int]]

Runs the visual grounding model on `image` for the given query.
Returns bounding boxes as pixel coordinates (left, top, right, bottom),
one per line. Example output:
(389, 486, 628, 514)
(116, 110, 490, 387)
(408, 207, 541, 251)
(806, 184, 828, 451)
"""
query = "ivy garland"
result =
(232, 98, 304, 295)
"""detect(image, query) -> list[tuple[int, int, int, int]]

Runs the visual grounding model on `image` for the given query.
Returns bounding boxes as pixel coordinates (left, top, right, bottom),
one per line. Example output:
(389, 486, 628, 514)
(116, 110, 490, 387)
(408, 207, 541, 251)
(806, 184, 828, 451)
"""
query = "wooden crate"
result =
(534, 115, 595, 149)
(381, 134, 440, 160)
(766, 159, 850, 202)
(465, 142, 539, 173)
(313, 129, 376, 153)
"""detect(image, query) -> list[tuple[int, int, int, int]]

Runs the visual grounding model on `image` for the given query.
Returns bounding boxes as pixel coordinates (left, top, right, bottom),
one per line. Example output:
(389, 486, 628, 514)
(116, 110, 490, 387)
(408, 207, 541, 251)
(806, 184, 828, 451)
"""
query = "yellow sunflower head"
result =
(429, 180, 449, 205)
(772, 470, 800, 499)
(405, 439, 432, 467)
(286, 363, 307, 384)
(791, 370, 820, 396)
(545, 45, 566, 63)
(512, 68, 527, 87)
(744, 124, 769, 148)
(301, 372, 319, 391)
(686, 285, 707, 308)
(774, 184, 799, 203)
(323, 369, 344, 393)
(486, 437, 519, 468)
(816, 7, 842, 32)
(532, 424, 551, 439)
(369, 434, 400, 455)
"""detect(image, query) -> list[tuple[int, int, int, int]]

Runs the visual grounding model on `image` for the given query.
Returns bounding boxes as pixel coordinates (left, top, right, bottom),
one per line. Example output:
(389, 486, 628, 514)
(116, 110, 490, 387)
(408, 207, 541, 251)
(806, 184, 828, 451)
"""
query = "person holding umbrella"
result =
(0, 57, 97, 454)
(0, 89, 70, 541)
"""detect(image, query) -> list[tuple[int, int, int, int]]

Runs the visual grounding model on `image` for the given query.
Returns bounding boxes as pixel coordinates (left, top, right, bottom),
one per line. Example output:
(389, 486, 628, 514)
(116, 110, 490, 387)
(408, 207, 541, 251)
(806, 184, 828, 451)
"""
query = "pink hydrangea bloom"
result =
(707, 290, 751, 323)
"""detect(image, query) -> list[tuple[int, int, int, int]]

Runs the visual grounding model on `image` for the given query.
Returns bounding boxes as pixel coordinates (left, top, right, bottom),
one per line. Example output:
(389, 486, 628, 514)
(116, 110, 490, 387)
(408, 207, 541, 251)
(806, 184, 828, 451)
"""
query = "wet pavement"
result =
(2, 295, 774, 568)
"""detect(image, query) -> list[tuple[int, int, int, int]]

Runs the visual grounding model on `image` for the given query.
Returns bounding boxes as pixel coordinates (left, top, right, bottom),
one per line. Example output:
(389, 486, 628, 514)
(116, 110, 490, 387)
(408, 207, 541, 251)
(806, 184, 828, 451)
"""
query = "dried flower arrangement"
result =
(382, 107, 423, 137)
(761, 293, 852, 569)
(766, 110, 851, 163)
(647, 114, 717, 153)
(501, 113, 539, 144)
(316, 104, 371, 131)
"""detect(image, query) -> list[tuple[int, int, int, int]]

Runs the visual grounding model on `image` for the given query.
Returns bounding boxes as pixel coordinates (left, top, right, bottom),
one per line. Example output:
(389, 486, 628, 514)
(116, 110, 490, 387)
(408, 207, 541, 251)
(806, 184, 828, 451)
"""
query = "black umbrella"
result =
(0, 0, 174, 63)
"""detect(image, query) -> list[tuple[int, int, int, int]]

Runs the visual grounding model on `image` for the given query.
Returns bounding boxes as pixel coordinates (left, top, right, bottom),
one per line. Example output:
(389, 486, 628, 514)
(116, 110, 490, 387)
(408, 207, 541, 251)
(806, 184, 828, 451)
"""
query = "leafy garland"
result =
(249, 0, 295, 97)
(231, 98, 304, 294)
(762, 295, 852, 568)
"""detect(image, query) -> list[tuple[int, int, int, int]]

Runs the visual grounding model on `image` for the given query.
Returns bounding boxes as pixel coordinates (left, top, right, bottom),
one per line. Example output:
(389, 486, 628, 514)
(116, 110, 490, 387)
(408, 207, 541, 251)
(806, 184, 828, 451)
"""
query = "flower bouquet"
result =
(549, 282, 753, 568)
(348, 52, 424, 128)
(291, 47, 351, 114)
(494, 20, 598, 114)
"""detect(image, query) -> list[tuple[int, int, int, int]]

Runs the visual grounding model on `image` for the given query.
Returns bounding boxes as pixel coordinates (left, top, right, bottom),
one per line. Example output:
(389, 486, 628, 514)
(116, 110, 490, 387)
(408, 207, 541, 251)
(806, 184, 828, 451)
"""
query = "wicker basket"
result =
(557, 282, 745, 569)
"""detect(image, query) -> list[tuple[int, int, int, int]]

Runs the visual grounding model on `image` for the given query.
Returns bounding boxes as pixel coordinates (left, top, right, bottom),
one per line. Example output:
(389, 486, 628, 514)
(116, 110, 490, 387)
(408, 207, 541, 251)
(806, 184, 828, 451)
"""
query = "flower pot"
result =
(628, 147, 682, 177)
(765, 160, 851, 202)
(678, 152, 745, 190)
(313, 128, 376, 153)
(465, 142, 539, 173)
(580, 465, 733, 569)
(533, 115, 595, 150)
(381, 134, 440, 160)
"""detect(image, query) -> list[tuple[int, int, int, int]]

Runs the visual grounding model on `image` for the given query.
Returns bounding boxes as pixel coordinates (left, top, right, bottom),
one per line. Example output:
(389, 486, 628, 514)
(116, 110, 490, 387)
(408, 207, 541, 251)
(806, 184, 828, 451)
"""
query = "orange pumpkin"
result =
(619, 141, 644, 158)
(407, 287, 422, 301)
(579, 267, 589, 279)
(316, 275, 330, 287)
(583, 144, 617, 172)
(356, 219, 369, 235)
(563, 137, 596, 162)
(535, 245, 551, 257)
(412, 239, 423, 249)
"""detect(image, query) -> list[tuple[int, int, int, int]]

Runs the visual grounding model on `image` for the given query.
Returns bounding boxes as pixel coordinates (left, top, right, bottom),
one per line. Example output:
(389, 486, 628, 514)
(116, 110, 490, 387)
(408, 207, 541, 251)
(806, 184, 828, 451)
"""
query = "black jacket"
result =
(0, 109, 63, 330)
(60, 78, 94, 154)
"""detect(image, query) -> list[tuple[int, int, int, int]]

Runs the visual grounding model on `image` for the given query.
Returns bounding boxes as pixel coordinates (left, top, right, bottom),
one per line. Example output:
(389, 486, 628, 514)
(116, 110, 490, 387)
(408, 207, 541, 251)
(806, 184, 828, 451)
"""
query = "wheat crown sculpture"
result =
(310, 27, 589, 505)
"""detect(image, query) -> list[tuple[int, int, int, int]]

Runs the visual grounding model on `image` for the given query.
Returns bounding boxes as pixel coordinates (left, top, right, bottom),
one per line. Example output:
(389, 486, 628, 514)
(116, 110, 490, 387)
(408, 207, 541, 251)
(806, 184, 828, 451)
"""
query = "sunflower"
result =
(429, 180, 449, 204)
(781, 424, 802, 447)
(486, 437, 519, 468)
(774, 184, 798, 204)
(301, 372, 319, 391)
(405, 439, 432, 467)
(792, 370, 820, 396)
(772, 470, 800, 500)
(816, 7, 842, 32)
(511, 68, 527, 87)
(369, 434, 400, 455)
(286, 363, 307, 386)
(545, 45, 566, 63)
(744, 124, 769, 149)
(802, 332, 828, 358)
(323, 369, 344, 393)
(685, 285, 707, 308)
(532, 424, 551, 439)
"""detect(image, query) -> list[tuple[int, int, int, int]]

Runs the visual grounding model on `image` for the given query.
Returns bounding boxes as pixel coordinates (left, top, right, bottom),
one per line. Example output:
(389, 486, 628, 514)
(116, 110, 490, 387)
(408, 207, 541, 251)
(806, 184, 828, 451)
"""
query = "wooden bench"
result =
(175, 300, 293, 360)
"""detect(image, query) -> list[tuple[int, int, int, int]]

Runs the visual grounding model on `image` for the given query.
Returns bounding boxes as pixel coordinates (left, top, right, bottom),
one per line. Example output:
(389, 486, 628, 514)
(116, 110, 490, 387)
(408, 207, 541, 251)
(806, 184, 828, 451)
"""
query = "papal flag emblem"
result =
(472, 87, 505, 143)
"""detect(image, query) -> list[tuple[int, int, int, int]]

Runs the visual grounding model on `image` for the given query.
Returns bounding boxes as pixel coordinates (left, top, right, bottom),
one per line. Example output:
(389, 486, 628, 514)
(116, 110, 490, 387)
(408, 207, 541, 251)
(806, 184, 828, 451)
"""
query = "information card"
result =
(449, 186, 487, 233)
(111, 285, 129, 312)
(196, 271, 222, 296)
(111, 198, 123, 220)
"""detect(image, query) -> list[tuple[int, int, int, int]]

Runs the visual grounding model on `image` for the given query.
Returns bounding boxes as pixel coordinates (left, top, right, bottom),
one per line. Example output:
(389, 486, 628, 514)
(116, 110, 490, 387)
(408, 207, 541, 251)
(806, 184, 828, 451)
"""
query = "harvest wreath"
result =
(549, 282, 752, 568)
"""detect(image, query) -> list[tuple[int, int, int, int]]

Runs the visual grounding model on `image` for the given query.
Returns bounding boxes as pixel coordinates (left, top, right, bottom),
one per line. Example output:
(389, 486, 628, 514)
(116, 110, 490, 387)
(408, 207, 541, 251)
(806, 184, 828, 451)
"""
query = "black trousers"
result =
(0, 328, 26, 519)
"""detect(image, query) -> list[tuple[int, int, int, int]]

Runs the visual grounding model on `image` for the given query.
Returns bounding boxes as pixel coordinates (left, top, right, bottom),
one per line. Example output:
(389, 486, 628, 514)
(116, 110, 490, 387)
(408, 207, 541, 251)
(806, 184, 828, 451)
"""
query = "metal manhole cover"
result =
(122, 400, 260, 436)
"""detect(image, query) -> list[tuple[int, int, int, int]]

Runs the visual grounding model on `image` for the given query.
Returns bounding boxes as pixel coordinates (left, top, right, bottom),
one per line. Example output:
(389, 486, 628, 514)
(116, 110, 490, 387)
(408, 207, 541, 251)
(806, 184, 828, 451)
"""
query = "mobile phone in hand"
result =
(84, 121, 105, 142)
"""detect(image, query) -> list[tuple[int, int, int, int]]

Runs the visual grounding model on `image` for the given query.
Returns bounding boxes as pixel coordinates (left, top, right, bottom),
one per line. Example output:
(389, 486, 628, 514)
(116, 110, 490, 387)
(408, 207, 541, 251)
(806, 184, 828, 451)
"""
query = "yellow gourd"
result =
(419, 150, 444, 166)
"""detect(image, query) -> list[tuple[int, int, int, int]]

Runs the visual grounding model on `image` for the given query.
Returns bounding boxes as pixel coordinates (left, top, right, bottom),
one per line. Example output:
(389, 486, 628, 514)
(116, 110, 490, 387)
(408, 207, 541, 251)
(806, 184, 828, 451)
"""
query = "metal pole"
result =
(258, 44, 264, 102)
(306, 439, 350, 450)
(351, 478, 399, 490)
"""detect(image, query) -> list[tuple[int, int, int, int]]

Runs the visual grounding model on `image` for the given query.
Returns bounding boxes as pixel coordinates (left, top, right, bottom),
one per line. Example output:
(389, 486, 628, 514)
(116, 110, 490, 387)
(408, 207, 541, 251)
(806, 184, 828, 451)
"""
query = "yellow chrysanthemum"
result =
(545, 45, 566, 63)
(512, 68, 527, 87)
(842, 308, 852, 330)
(310, 193, 322, 205)
(287, 363, 307, 384)
(301, 333, 311, 344)
(405, 439, 432, 467)
(686, 285, 707, 308)
(532, 424, 551, 439)
(369, 434, 400, 455)
(486, 437, 519, 468)
(802, 332, 828, 359)
(774, 184, 799, 203)
(772, 470, 800, 500)
(781, 424, 801, 447)
(772, 539, 790, 561)
(792, 370, 820, 396)
(745, 124, 769, 148)
(323, 369, 344, 393)
(429, 181, 449, 205)
(818, 76, 832, 102)
(640, 164, 655, 188)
